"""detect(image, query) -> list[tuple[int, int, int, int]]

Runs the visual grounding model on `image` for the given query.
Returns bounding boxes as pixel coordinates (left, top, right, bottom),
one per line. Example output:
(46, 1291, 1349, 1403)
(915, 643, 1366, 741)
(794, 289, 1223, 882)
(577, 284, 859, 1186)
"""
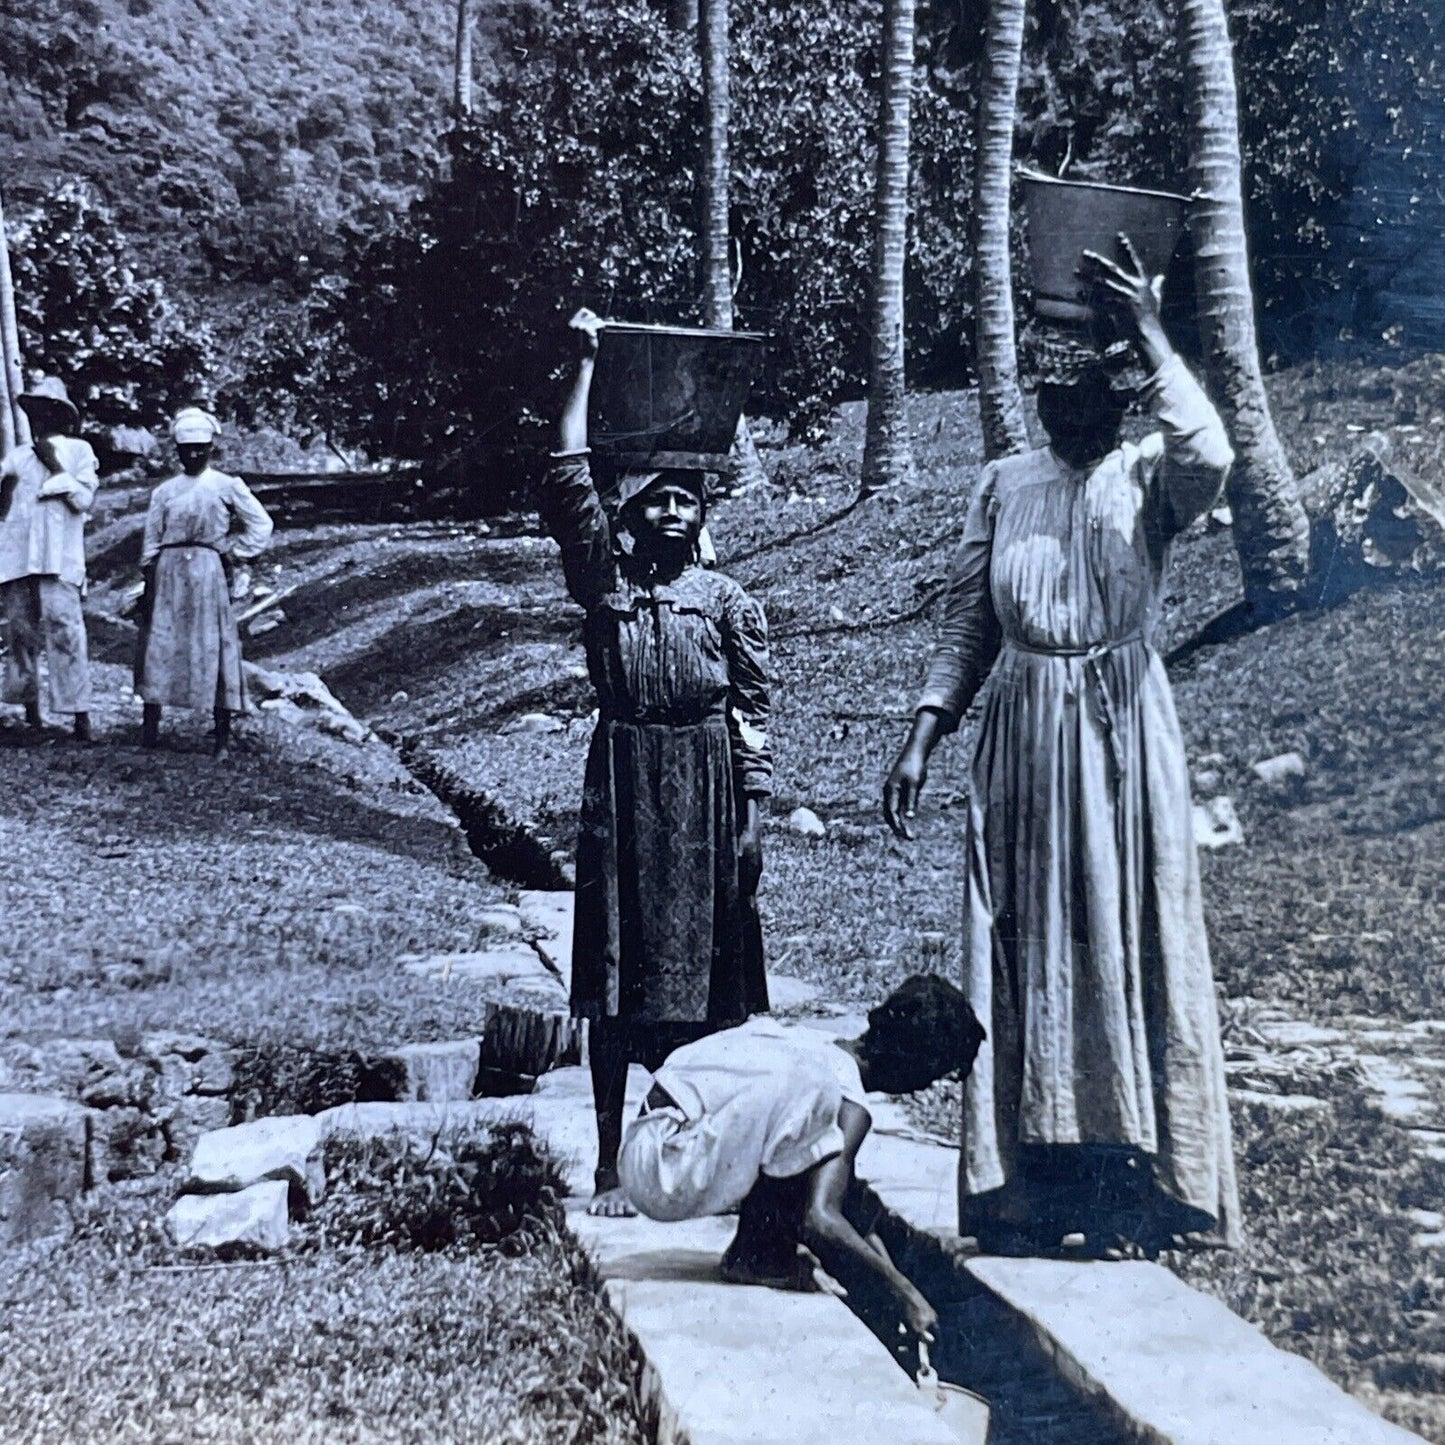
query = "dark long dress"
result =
(540, 453, 771, 1026)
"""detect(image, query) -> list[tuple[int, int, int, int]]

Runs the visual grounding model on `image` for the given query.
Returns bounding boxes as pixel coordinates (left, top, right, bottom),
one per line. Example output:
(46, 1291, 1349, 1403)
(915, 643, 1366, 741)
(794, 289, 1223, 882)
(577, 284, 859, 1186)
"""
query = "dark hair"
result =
(860, 974, 984, 1094)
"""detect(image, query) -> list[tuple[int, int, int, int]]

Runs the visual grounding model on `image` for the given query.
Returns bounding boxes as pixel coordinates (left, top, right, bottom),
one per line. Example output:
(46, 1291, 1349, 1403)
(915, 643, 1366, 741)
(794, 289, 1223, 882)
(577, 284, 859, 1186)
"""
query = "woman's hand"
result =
(739, 797, 763, 894)
(883, 714, 942, 840)
(568, 307, 604, 361)
(1081, 233, 1170, 367)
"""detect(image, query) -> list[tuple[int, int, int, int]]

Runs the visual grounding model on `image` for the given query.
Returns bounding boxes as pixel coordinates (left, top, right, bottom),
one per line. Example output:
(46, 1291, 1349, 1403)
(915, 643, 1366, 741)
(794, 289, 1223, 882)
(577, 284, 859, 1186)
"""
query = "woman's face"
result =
(629, 479, 704, 557)
(1036, 380, 1125, 468)
(177, 442, 212, 477)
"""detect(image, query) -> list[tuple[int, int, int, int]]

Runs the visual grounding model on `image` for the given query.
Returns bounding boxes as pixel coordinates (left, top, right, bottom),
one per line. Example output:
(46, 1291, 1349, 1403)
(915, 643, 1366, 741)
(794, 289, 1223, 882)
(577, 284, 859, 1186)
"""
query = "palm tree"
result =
(1179, 0, 1311, 617)
(454, 0, 474, 118)
(972, 0, 1030, 460)
(0, 193, 27, 454)
(861, 0, 917, 492)
(698, 0, 766, 489)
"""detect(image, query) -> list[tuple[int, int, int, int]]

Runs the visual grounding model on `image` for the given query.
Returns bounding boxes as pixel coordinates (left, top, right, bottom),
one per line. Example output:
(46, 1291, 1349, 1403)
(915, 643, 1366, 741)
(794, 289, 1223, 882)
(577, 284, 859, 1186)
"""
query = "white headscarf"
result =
(171, 407, 222, 445)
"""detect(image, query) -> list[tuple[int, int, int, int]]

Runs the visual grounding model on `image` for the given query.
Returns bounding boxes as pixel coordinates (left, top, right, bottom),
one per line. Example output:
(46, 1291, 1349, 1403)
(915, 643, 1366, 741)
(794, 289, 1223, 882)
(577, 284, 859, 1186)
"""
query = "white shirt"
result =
(0, 438, 100, 588)
(140, 468, 274, 567)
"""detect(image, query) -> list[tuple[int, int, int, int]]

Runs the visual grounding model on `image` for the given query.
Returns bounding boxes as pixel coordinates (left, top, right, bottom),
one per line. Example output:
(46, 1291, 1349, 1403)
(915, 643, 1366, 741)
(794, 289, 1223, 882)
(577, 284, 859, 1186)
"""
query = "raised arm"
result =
(802, 1102, 938, 1343)
(883, 472, 1002, 839)
(1082, 234, 1233, 534)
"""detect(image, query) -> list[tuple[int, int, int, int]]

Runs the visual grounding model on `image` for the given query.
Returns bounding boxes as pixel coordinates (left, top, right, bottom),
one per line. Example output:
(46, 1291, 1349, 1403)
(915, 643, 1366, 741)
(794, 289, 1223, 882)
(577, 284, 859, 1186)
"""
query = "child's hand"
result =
(903, 1290, 938, 1344)
(568, 308, 604, 360)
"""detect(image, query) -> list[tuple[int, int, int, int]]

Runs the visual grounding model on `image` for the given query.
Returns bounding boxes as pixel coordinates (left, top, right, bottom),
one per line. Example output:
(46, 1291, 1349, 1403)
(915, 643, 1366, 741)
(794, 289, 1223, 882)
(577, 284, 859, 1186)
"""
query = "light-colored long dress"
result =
(138, 468, 273, 712)
(918, 354, 1242, 1244)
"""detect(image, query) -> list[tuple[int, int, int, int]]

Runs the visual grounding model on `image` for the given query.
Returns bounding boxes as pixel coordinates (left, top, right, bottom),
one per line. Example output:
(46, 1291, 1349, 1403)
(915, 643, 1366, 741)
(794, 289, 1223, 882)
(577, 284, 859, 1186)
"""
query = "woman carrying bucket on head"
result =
(884, 194, 1242, 1258)
(136, 407, 273, 760)
(543, 308, 771, 1218)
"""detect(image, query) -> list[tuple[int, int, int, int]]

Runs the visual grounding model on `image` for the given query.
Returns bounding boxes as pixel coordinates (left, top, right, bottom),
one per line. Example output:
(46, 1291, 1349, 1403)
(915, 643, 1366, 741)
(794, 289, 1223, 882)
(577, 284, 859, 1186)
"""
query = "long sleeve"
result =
(915, 467, 1003, 733)
(40, 438, 99, 514)
(223, 476, 274, 560)
(536, 451, 617, 610)
(139, 490, 166, 567)
(1140, 353, 1234, 536)
(721, 582, 773, 798)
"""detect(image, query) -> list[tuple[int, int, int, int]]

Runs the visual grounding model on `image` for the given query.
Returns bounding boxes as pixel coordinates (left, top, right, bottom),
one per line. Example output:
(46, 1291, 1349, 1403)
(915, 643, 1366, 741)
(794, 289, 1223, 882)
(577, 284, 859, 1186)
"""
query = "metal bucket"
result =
(590, 321, 766, 471)
(918, 1345, 991, 1443)
(1019, 169, 1190, 324)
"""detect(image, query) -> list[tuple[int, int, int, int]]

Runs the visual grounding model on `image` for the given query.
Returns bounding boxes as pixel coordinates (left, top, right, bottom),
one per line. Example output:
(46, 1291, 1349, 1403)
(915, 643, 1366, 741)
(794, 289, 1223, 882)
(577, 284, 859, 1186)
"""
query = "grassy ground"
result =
(0, 1138, 647, 1445)
(0, 660, 513, 1052)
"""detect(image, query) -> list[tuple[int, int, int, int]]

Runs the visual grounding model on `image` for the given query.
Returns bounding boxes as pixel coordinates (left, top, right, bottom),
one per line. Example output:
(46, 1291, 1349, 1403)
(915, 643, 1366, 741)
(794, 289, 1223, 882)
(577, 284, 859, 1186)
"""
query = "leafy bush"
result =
(9, 181, 213, 433)
(310, 1122, 568, 1252)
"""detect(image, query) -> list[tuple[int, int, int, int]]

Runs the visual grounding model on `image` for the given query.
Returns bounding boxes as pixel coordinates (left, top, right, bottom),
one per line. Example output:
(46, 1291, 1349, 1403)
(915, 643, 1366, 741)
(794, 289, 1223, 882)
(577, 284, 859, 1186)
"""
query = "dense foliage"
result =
(0, 0, 1438, 476)
(9, 182, 211, 435)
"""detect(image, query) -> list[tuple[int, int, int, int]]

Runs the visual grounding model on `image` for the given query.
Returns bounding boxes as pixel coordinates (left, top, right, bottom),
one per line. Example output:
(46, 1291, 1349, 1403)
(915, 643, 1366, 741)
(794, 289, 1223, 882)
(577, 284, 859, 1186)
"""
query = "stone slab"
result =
(0, 1094, 89, 1245)
(166, 1180, 290, 1252)
(964, 1256, 1423, 1445)
(518, 889, 575, 987)
(379, 1040, 481, 1103)
(568, 1194, 964, 1445)
(187, 1115, 325, 1205)
(400, 947, 557, 989)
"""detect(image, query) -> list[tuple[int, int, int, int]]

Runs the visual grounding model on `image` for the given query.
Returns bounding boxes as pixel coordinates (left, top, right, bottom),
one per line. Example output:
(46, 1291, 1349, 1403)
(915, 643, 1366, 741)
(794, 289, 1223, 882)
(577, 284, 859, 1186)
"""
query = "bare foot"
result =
(587, 1166, 636, 1217)
(719, 1251, 818, 1292)
(587, 1186, 637, 1218)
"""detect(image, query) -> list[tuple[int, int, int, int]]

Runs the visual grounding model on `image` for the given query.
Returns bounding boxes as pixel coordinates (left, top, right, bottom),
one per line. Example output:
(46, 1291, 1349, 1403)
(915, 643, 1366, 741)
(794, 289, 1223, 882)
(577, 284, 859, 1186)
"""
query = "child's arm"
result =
(801, 1102, 938, 1343)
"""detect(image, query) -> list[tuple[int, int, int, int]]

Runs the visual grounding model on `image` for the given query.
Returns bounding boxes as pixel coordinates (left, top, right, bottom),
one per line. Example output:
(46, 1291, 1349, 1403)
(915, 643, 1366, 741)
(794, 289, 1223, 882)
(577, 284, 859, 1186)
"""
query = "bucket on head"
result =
(1019, 169, 1190, 325)
(590, 322, 766, 472)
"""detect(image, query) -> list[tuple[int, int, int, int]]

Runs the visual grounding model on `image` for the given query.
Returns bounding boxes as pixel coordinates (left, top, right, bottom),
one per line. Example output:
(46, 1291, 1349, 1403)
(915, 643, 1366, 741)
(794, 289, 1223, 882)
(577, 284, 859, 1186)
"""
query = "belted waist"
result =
(598, 705, 728, 727)
(156, 540, 224, 555)
(1005, 631, 1146, 661)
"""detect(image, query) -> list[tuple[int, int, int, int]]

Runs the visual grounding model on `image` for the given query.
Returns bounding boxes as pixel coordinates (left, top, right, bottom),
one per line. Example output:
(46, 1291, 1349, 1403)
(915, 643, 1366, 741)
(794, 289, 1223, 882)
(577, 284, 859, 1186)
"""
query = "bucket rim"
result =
(1015, 166, 1191, 206)
(598, 320, 769, 343)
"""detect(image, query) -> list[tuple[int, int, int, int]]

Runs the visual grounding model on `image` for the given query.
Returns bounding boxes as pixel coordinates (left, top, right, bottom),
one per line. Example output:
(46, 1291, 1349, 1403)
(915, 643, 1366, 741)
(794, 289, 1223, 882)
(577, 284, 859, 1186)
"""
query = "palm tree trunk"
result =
(861, 0, 916, 492)
(973, 0, 1029, 460)
(699, 0, 766, 490)
(454, 0, 474, 118)
(1179, 0, 1310, 617)
(0, 193, 27, 453)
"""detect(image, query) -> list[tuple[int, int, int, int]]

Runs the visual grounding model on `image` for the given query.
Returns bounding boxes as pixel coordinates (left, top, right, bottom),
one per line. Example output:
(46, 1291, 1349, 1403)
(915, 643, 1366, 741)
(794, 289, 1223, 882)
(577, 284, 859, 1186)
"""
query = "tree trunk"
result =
(861, 0, 916, 492)
(972, 0, 1030, 460)
(699, 0, 767, 491)
(1179, 0, 1311, 617)
(454, 0, 474, 118)
(0, 193, 27, 453)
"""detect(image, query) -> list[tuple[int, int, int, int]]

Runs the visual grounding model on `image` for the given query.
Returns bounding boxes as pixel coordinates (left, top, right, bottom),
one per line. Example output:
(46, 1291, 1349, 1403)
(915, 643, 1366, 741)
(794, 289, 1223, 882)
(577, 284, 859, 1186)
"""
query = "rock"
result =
(90, 1106, 168, 1182)
(1250, 751, 1306, 787)
(788, 807, 827, 839)
(142, 1031, 224, 1064)
(1229, 1089, 1331, 1117)
(165, 1096, 232, 1161)
(768, 975, 823, 1012)
(504, 712, 565, 735)
(244, 665, 350, 716)
(316, 710, 370, 746)
(78, 1058, 156, 1111)
(1191, 767, 1224, 798)
(1193, 795, 1244, 850)
(401, 947, 557, 988)
(390, 690, 410, 705)
(518, 889, 575, 985)
(475, 905, 525, 939)
(378, 1040, 481, 1103)
(0, 1095, 89, 1245)
(259, 697, 308, 726)
(246, 613, 283, 637)
(187, 1115, 325, 1205)
(166, 1180, 290, 1253)
(1207, 504, 1233, 529)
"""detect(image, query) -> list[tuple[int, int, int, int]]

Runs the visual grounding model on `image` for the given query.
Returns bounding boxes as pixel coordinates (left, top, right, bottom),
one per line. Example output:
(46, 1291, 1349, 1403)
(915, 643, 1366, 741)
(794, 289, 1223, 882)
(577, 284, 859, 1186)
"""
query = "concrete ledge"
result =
(847, 1113, 1425, 1445)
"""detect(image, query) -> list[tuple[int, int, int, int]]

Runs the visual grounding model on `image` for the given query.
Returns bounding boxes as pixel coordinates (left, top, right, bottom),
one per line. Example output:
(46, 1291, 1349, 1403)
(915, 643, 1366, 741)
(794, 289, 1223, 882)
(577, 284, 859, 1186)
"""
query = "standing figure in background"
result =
(883, 238, 1241, 1257)
(543, 308, 771, 1217)
(0, 377, 99, 741)
(136, 407, 273, 760)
